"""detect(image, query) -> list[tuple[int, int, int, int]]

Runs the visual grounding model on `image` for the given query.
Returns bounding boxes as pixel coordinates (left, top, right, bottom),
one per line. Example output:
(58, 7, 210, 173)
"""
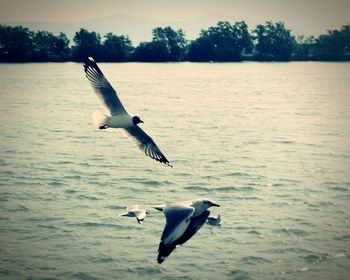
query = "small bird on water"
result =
(83, 57, 172, 167)
(206, 214, 221, 226)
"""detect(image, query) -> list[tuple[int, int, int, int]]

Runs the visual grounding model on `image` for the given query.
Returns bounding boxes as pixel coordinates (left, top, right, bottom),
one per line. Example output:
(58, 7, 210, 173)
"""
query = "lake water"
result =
(0, 62, 349, 280)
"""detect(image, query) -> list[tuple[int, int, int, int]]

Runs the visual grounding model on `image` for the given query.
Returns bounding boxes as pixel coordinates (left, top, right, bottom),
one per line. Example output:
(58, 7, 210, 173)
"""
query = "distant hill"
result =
(3, 14, 227, 46)
(3, 13, 329, 46)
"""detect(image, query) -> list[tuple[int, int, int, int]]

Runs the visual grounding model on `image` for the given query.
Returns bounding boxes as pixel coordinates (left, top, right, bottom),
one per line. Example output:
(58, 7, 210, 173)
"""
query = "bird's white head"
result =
(132, 116, 144, 125)
(192, 198, 220, 215)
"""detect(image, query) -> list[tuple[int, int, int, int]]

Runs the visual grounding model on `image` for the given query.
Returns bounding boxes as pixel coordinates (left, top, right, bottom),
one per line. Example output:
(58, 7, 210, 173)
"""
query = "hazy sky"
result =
(0, 0, 349, 35)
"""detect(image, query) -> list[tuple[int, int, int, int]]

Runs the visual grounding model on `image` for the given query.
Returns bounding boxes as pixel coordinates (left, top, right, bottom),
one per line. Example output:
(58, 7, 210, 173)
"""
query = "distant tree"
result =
(187, 21, 252, 62)
(152, 26, 187, 61)
(0, 25, 34, 62)
(32, 31, 70, 61)
(186, 37, 213, 62)
(54, 33, 70, 59)
(101, 33, 134, 62)
(313, 25, 350, 61)
(293, 35, 316, 60)
(72, 28, 102, 61)
(134, 26, 187, 62)
(1, 23, 350, 62)
(253, 21, 295, 61)
(133, 41, 169, 62)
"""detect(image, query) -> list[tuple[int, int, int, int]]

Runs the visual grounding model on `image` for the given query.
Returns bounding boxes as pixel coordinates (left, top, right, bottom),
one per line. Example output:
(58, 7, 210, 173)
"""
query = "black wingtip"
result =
(83, 56, 103, 76)
(157, 241, 174, 264)
(162, 161, 173, 168)
(83, 56, 93, 69)
(150, 152, 173, 167)
(159, 155, 173, 168)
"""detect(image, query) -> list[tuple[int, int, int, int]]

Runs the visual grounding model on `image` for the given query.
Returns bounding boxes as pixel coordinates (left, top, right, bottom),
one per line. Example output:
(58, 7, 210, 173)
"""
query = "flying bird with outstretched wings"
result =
(83, 57, 172, 167)
(156, 198, 220, 264)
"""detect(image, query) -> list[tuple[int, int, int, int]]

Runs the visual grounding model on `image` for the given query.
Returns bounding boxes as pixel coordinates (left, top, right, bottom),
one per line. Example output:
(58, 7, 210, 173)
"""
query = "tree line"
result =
(0, 21, 349, 62)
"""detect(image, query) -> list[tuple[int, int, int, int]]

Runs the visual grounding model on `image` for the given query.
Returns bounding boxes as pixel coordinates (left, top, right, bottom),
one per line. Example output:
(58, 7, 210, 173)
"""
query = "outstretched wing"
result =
(83, 57, 127, 115)
(124, 126, 172, 167)
(134, 210, 147, 224)
(162, 205, 195, 245)
(157, 209, 210, 264)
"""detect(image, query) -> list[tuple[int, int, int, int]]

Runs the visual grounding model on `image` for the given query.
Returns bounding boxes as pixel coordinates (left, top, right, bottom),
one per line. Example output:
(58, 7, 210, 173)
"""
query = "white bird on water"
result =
(83, 57, 172, 167)
(206, 214, 221, 226)
(119, 205, 148, 224)
(156, 198, 220, 264)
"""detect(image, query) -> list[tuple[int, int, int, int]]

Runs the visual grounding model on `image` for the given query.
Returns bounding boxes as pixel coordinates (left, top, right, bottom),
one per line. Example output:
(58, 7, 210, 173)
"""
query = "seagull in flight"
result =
(83, 57, 172, 167)
(119, 205, 149, 224)
(156, 198, 220, 264)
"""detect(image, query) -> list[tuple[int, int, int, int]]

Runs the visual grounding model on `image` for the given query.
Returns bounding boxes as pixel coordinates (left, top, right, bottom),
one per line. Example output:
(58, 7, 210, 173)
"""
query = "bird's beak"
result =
(140, 120, 144, 123)
(211, 203, 220, 207)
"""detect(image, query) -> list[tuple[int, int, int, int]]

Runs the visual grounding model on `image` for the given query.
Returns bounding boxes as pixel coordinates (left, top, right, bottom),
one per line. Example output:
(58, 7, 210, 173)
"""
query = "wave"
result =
(120, 177, 174, 186)
(238, 256, 272, 265)
(273, 228, 308, 237)
(262, 247, 313, 254)
(9, 204, 30, 212)
(334, 234, 350, 241)
(37, 224, 60, 230)
(64, 272, 100, 280)
(105, 205, 125, 210)
(76, 194, 99, 201)
(66, 222, 125, 230)
(300, 253, 346, 264)
(49, 180, 64, 187)
(185, 184, 257, 193)
(229, 269, 251, 279)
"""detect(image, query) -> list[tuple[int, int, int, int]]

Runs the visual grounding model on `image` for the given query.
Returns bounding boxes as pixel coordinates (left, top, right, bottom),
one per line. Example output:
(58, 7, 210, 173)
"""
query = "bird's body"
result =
(157, 198, 219, 264)
(93, 112, 134, 129)
(83, 57, 172, 166)
(108, 115, 134, 128)
(120, 205, 148, 224)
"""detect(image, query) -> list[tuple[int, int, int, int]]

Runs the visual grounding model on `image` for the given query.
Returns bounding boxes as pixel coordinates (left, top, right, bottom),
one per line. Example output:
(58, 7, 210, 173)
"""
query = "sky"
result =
(0, 0, 349, 36)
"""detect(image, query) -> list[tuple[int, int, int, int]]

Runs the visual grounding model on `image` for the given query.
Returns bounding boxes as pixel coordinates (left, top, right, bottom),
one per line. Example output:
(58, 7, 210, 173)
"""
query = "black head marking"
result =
(132, 116, 144, 125)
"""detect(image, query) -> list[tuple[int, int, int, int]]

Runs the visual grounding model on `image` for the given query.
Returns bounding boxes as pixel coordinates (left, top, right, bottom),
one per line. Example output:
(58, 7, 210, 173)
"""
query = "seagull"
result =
(206, 214, 221, 226)
(119, 205, 149, 224)
(157, 198, 220, 264)
(83, 57, 172, 167)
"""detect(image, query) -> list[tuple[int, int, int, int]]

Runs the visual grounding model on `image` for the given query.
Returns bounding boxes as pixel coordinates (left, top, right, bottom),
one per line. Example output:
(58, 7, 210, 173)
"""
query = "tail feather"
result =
(92, 111, 109, 128)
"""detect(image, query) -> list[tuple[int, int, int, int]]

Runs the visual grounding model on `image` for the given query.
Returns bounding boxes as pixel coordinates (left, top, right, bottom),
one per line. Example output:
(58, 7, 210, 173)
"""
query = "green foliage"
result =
(133, 41, 169, 62)
(102, 33, 134, 62)
(0, 25, 34, 62)
(134, 26, 187, 62)
(72, 28, 102, 61)
(0, 22, 349, 62)
(32, 31, 70, 61)
(253, 21, 296, 61)
(152, 27, 187, 61)
(187, 21, 252, 62)
(0, 25, 69, 62)
(313, 25, 350, 60)
(293, 35, 316, 60)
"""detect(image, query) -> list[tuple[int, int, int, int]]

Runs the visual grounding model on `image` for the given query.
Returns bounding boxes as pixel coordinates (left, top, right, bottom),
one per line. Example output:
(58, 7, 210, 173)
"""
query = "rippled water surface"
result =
(1, 62, 350, 280)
